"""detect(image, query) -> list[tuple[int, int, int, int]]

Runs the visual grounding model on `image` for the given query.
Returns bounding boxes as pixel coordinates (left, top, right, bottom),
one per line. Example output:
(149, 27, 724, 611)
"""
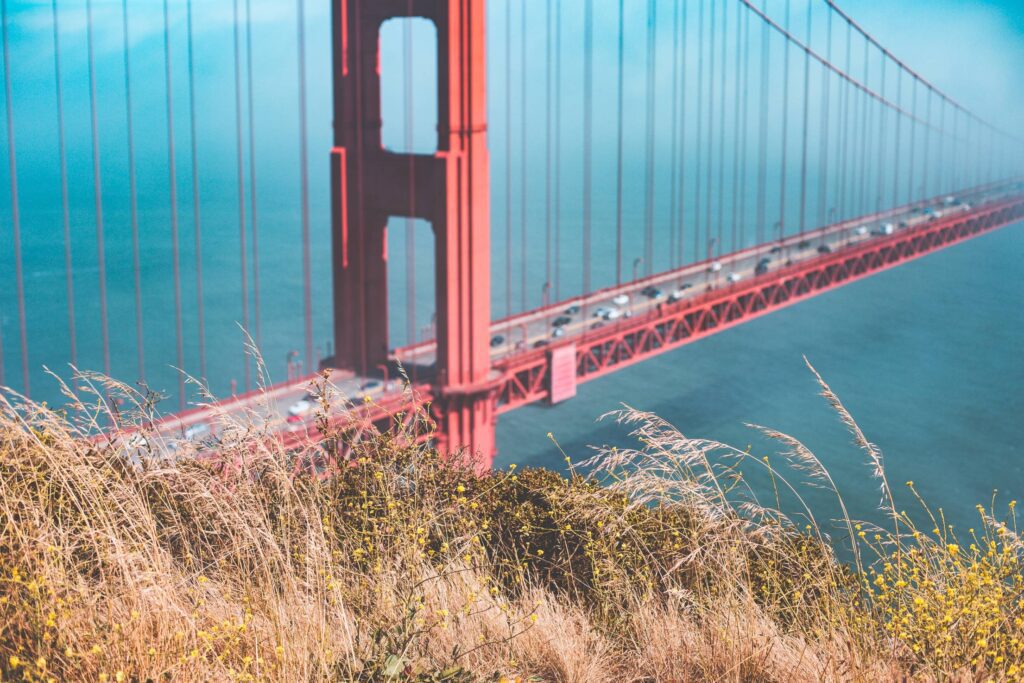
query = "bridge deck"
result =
(137, 181, 1024, 456)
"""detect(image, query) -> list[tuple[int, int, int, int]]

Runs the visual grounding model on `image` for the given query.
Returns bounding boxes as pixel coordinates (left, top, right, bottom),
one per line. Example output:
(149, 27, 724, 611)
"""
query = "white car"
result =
(611, 293, 629, 306)
(726, 272, 742, 283)
(668, 288, 688, 302)
(854, 226, 868, 236)
(183, 422, 210, 441)
(604, 307, 623, 321)
(288, 398, 313, 417)
(709, 261, 723, 273)
(593, 306, 612, 319)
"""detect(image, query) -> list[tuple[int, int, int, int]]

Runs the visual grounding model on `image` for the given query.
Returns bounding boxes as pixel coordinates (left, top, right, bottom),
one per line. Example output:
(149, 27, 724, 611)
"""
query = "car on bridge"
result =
(755, 258, 771, 275)
(640, 285, 664, 300)
(552, 316, 572, 327)
(490, 335, 505, 348)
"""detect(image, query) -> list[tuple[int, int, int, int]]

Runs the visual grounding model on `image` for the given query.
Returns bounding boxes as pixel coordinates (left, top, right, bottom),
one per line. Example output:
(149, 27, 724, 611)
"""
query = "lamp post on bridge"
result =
(632, 257, 643, 284)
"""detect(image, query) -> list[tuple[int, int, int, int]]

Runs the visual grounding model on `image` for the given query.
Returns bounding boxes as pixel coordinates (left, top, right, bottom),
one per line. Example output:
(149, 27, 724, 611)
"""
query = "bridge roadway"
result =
(135, 180, 1023, 454)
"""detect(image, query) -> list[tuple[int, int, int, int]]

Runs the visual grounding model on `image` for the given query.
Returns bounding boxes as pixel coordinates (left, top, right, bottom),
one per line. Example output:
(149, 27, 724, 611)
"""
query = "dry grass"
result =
(0, 365, 1022, 681)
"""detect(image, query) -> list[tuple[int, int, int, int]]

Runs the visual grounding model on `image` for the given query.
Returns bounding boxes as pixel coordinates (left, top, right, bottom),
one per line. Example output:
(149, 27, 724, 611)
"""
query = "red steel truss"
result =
(494, 195, 1024, 415)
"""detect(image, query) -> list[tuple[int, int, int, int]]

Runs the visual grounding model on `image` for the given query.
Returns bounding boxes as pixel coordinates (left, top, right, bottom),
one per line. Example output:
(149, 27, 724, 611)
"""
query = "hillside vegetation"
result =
(1, 367, 1023, 681)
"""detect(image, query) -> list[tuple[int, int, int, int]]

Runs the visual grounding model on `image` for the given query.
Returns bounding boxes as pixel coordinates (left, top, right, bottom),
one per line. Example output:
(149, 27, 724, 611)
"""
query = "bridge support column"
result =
(331, 0, 496, 465)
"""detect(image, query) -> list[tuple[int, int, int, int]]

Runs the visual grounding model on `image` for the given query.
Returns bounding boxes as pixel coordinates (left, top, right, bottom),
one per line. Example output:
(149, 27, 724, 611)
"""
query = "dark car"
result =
(489, 335, 504, 348)
(770, 245, 782, 254)
(533, 339, 549, 349)
(565, 304, 581, 315)
(641, 287, 664, 300)
(798, 239, 811, 250)
(817, 244, 832, 254)
(755, 258, 770, 276)
(552, 316, 572, 327)
(362, 380, 382, 391)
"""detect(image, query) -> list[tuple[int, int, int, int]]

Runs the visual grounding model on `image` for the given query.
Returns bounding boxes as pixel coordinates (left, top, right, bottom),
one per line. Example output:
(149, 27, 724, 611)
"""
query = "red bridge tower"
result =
(330, 0, 497, 461)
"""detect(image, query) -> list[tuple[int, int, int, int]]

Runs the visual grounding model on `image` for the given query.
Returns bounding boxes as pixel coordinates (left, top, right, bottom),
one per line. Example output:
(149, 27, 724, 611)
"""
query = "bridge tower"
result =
(330, 0, 497, 461)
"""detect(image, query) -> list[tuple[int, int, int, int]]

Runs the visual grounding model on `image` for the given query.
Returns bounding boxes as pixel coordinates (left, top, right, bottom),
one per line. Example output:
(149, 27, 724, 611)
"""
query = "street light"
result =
(632, 257, 643, 283)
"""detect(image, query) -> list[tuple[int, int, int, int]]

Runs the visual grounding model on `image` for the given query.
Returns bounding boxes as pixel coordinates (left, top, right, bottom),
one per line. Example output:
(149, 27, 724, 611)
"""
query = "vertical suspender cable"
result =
(232, 0, 251, 392)
(738, 6, 749, 249)
(704, 0, 715, 258)
(676, 0, 688, 266)
(582, 0, 593, 297)
(921, 88, 931, 199)
(892, 68, 901, 208)
(85, 0, 110, 379)
(907, 78, 916, 205)
(187, 0, 207, 382)
(545, 0, 552, 301)
(875, 56, 885, 213)
(404, 2, 415, 348)
(122, 0, 144, 382)
(244, 0, 261, 350)
(51, 0, 76, 367)
(504, 0, 511, 319)
(837, 21, 850, 223)
(693, 0, 703, 261)
(797, 0, 811, 238)
(857, 38, 868, 216)
(296, 0, 311, 370)
(554, 0, 562, 301)
(519, 0, 527, 311)
(715, 0, 726, 257)
(777, 0, 790, 246)
(1, 0, 27, 394)
(668, 0, 679, 270)
(729, 0, 742, 255)
(163, 0, 186, 411)
(614, 0, 624, 283)
(755, 12, 768, 247)
(936, 98, 944, 196)
(949, 104, 956, 195)
(817, 7, 831, 231)
(643, 0, 656, 276)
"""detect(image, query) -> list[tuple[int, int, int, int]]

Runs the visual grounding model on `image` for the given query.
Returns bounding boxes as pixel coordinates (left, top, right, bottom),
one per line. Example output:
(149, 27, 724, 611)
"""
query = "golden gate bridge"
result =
(0, 0, 1021, 468)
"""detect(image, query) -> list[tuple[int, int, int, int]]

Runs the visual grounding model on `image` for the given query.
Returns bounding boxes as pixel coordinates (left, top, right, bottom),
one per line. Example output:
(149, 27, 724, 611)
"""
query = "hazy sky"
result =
(840, 0, 1024, 132)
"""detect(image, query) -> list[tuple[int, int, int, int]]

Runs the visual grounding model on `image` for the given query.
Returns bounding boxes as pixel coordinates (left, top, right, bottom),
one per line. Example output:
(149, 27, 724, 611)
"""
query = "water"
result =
(495, 222, 1024, 534)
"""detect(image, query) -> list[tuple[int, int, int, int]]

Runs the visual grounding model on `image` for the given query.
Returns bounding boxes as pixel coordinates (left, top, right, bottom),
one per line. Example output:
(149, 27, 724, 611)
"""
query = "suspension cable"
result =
(232, 0, 250, 392)
(122, 0, 144, 382)
(163, 0, 185, 411)
(519, 0, 527, 311)
(85, 0, 110, 379)
(582, 0, 593, 298)
(186, 0, 207, 382)
(1, 0, 27, 393)
(614, 0, 624, 283)
(244, 0, 261, 351)
(544, 0, 552, 303)
(676, 0, 688, 266)
(643, 0, 656, 276)
(777, 0, 790, 246)
(797, 0, 811, 237)
(296, 0, 311, 370)
(404, 1, 415, 350)
(51, 0, 76, 368)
